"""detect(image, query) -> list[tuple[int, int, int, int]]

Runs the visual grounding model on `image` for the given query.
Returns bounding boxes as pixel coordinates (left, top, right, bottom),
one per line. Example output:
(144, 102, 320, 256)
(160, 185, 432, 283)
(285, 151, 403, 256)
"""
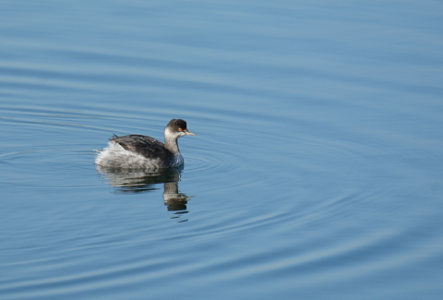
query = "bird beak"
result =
(184, 129, 195, 136)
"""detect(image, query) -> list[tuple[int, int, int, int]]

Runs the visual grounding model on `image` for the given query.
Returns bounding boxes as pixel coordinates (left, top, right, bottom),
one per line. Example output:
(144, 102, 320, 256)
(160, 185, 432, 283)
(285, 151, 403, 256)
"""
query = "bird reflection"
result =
(96, 165, 190, 216)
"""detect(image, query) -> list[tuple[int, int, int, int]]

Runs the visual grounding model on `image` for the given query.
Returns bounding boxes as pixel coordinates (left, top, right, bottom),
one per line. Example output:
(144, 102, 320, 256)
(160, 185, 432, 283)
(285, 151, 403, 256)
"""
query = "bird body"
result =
(95, 119, 194, 169)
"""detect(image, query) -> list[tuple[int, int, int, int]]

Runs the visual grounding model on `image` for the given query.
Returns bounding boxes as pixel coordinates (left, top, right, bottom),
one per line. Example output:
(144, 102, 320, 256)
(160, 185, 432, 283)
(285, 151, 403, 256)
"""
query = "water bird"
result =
(95, 119, 194, 169)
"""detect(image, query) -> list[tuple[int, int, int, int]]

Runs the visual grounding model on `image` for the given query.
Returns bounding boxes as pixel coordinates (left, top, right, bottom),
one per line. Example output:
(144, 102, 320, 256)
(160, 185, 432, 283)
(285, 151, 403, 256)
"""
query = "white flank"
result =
(95, 141, 163, 169)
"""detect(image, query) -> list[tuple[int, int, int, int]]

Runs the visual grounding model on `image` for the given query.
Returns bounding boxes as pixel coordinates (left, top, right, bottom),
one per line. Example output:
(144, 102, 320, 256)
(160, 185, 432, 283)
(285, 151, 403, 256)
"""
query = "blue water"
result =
(1, 1, 443, 299)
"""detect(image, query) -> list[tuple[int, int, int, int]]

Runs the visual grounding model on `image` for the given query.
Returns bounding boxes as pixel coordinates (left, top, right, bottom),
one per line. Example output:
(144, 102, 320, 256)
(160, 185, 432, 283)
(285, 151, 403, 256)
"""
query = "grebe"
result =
(95, 119, 194, 169)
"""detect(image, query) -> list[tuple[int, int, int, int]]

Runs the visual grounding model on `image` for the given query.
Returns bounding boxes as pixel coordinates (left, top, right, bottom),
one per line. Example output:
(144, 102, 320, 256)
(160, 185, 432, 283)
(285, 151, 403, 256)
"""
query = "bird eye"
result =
(178, 128, 183, 132)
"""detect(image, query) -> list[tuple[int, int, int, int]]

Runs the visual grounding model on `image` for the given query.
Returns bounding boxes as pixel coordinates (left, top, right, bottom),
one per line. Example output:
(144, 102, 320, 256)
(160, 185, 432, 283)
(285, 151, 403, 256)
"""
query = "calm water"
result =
(1, 1, 443, 299)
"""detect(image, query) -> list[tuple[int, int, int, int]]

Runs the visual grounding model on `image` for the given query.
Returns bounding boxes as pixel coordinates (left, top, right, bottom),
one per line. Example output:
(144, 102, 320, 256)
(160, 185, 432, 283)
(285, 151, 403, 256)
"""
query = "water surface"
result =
(1, 1, 443, 299)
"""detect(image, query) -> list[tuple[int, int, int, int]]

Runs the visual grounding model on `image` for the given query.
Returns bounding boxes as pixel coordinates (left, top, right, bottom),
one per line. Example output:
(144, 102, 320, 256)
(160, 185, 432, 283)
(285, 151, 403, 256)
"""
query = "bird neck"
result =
(164, 134, 180, 154)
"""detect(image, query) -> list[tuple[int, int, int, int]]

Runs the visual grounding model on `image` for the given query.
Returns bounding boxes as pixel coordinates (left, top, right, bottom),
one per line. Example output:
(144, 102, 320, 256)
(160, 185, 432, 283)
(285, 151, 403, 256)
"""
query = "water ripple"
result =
(2, 1, 443, 298)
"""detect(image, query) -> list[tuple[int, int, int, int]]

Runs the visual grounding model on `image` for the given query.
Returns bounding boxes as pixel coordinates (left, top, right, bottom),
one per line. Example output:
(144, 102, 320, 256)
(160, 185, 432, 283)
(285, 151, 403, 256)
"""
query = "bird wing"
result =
(110, 135, 172, 161)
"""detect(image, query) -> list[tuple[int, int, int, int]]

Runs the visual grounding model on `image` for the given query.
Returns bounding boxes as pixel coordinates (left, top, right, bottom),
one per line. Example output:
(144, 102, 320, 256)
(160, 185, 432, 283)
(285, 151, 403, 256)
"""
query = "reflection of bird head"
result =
(163, 182, 190, 211)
